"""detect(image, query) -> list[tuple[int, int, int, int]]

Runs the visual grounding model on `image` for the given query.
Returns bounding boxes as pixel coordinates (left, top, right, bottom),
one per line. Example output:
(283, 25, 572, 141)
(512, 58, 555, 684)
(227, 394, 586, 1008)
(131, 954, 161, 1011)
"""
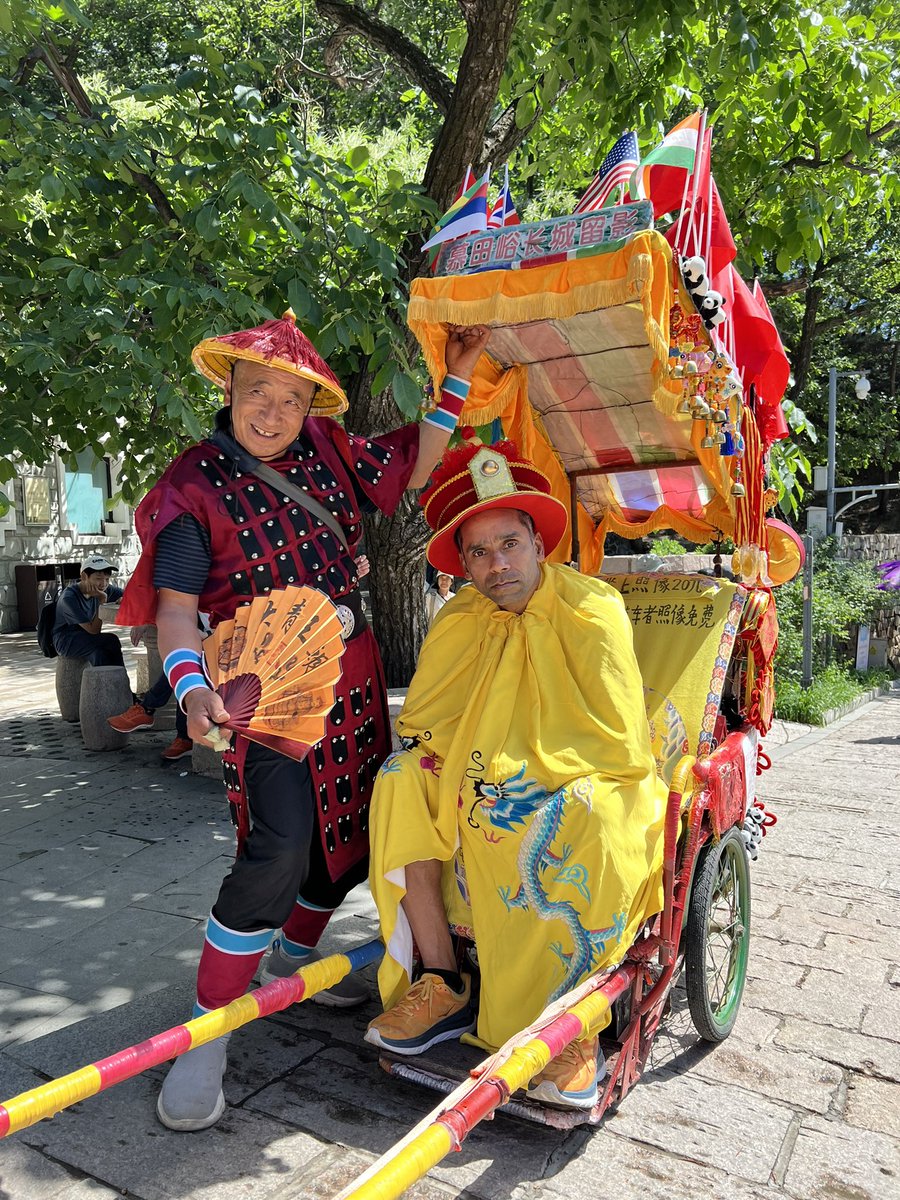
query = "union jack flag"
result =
(487, 164, 520, 228)
(574, 131, 640, 213)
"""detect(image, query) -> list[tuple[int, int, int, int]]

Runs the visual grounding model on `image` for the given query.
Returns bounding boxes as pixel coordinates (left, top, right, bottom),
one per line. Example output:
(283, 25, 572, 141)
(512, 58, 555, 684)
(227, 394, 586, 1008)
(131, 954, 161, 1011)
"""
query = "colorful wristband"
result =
(423, 374, 471, 433)
(163, 648, 210, 709)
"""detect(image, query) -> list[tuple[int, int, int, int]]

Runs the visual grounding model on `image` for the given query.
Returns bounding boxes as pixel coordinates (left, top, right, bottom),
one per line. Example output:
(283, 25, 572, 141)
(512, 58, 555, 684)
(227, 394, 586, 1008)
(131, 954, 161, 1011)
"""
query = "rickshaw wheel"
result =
(685, 827, 751, 1042)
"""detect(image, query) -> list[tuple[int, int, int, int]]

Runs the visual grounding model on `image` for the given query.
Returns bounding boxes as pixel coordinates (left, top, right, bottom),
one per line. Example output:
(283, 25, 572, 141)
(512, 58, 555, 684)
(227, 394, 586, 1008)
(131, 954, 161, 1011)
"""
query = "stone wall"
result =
(835, 533, 900, 671)
(0, 459, 140, 633)
(839, 532, 900, 563)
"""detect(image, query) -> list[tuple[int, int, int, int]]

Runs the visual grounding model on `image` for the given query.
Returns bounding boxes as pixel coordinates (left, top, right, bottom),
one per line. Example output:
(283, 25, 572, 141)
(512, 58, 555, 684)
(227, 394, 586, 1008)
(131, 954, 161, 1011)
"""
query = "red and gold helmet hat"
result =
(192, 308, 348, 416)
(422, 440, 569, 575)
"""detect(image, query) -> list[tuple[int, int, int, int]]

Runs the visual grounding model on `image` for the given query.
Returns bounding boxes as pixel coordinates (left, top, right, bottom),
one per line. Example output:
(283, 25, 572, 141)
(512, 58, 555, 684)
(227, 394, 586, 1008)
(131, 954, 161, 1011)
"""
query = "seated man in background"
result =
(52, 555, 125, 666)
(366, 442, 667, 1110)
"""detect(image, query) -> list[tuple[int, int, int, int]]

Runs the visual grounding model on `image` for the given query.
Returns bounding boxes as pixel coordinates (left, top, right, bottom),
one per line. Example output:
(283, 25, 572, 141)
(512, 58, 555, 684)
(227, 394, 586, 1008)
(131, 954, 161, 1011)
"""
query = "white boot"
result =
(156, 1033, 230, 1131)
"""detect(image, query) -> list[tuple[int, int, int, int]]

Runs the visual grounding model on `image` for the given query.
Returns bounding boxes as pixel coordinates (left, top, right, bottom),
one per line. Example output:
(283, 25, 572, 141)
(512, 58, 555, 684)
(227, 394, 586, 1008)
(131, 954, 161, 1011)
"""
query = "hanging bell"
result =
(700, 429, 715, 448)
(692, 399, 711, 419)
(720, 430, 735, 455)
(678, 397, 692, 414)
(684, 359, 698, 376)
(714, 430, 727, 445)
(712, 408, 727, 424)
(732, 479, 746, 498)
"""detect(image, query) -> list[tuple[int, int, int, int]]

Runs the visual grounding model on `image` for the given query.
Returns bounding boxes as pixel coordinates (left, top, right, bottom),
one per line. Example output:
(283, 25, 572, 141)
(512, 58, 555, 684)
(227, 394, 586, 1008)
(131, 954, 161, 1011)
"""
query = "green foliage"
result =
(775, 664, 892, 724)
(1, 11, 435, 494)
(3, 0, 899, 514)
(647, 535, 687, 556)
(775, 538, 885, 682)
(768, 396, 816, 517)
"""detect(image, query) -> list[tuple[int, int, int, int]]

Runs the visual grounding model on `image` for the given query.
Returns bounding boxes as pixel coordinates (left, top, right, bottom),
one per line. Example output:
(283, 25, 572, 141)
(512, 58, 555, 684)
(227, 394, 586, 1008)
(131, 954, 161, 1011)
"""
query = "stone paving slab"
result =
(784, 1113, 900, 1199)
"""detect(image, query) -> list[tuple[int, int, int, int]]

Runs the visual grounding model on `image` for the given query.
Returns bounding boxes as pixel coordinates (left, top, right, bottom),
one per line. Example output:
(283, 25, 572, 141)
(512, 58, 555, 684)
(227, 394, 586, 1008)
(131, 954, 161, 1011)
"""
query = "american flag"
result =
(574, 131, 640, 213)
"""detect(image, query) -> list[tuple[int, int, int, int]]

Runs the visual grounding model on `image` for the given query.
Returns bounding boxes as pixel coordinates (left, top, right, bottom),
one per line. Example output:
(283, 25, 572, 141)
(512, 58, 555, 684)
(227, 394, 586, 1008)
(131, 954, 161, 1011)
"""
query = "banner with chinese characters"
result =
(434, 201, 654, 276)
(603, 573, 748, 780)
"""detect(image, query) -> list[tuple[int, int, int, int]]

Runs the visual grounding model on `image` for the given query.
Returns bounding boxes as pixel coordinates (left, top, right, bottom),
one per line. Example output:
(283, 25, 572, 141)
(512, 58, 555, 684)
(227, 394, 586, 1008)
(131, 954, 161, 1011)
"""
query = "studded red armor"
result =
(120, 414, 419, 879)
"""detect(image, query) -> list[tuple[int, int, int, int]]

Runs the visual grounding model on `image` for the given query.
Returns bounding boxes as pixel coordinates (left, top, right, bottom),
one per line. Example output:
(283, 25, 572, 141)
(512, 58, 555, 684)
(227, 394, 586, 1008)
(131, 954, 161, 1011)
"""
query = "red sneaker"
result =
(108, 704, 155, 733)
(161, 736, 194, 762)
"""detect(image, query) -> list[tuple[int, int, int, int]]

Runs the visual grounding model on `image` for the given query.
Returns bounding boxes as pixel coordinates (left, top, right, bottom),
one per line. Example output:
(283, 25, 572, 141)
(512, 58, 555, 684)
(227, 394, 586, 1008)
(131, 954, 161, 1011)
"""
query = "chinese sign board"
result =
(435, 201, 654, 276)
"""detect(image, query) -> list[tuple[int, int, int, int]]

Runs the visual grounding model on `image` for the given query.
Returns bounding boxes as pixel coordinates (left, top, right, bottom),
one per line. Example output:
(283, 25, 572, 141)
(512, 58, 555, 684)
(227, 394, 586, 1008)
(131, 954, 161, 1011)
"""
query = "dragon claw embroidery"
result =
(475, 764, 625, 999)
(378, 750, 404, 775)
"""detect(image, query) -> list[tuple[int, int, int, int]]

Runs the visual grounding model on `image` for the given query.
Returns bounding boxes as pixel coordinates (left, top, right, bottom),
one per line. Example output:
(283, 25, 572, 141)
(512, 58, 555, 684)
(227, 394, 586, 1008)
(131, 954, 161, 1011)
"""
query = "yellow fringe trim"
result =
(410, 268, 639, 329)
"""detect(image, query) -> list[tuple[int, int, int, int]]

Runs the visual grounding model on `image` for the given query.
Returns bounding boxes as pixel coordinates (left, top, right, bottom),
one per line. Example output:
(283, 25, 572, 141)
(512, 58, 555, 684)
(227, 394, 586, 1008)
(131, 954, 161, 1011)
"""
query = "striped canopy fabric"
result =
(408, 229, 737, 561)
(486, 309, 715, 525)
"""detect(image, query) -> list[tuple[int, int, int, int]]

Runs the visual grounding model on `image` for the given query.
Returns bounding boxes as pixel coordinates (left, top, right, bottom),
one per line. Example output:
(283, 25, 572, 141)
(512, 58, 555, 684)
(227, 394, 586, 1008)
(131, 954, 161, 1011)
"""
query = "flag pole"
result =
(672, 108, 706, 255)
(688, 114, 711, 257)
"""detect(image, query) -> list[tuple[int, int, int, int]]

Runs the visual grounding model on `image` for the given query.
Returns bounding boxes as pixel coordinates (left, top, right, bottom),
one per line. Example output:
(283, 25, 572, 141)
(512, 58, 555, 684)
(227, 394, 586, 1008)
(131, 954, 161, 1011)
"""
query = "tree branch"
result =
(24, 38, 180, 227)
(758, 276, 813, 297)
(455, 0, 480, 28)
(315, 0, 454, 114)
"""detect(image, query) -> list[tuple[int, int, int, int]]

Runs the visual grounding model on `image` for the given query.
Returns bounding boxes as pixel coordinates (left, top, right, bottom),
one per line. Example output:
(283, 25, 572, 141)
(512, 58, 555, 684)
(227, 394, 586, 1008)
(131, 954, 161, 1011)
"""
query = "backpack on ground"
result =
(37, 592, 59, 658)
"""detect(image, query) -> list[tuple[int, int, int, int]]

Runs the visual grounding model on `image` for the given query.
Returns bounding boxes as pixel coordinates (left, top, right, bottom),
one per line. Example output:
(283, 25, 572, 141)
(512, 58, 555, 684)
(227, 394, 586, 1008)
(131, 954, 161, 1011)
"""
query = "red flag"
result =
(705, 179, 736, 278)
(717, 267, 790, 448)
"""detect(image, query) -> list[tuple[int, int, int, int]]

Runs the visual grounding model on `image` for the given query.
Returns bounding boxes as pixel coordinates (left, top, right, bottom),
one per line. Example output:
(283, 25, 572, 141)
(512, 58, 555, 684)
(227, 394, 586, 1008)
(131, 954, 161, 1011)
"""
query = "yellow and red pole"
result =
(0, 939, 382, 1138)
(335, 965, 636, 1200)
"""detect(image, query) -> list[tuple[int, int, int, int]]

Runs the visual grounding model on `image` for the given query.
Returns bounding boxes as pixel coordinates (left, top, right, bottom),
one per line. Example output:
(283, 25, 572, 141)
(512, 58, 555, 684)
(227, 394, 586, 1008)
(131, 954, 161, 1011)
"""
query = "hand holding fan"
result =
(201, 586, 347, 760)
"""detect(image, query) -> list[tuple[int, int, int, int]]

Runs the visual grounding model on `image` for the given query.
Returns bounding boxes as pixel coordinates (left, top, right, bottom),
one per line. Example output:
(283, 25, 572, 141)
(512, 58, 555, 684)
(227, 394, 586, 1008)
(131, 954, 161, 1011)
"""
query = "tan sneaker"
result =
(161, 736, 194, 762)
(527, 1035, 605, 1110)
(364, 973, 475, 1056)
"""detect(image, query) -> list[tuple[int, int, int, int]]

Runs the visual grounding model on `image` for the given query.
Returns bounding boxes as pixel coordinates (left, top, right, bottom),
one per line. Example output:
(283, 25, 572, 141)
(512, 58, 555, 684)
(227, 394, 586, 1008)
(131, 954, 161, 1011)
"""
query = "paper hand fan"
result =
(201, 586, 347, 760)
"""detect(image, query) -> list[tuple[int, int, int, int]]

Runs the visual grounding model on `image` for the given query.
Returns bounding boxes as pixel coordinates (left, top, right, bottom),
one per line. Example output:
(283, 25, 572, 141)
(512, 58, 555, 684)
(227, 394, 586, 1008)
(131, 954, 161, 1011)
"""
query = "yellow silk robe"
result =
(369, 563, 667, 1049)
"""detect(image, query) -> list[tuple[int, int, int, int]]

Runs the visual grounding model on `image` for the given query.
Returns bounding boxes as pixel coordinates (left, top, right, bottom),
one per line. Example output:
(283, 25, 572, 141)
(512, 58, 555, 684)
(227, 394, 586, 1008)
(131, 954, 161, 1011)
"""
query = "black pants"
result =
(212, 740, 368, 933)
(141, 672, 187, 739)
(57, 630, 125, 667)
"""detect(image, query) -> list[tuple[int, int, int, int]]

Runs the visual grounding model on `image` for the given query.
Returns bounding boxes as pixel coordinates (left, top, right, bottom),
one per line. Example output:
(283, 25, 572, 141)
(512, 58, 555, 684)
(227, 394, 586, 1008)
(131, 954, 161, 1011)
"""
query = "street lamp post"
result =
(826, 368, 871, 536)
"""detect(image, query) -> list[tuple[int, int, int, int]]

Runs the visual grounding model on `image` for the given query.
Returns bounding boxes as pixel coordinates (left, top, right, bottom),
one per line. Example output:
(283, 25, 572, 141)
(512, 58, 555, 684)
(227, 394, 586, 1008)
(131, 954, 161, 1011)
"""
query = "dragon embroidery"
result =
(473, 764, 626, 999)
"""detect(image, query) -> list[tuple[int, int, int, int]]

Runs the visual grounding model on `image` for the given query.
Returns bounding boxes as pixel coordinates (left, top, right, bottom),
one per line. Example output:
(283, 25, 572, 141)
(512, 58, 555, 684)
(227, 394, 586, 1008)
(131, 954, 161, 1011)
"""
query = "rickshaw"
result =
(0, 199, 796, 1200)
(326, 198, 794, 1191)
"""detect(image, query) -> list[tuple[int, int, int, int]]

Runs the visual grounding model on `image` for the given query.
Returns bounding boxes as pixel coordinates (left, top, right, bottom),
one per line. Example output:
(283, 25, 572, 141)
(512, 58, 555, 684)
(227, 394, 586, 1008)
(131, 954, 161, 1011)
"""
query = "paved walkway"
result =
(0, 632, 897, 1199)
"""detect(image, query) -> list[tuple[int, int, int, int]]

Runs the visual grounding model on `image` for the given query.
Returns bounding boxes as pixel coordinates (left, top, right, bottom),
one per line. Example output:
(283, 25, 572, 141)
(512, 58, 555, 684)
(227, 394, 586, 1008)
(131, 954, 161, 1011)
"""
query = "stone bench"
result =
(191, 737, 225, 780)
(79, 664, 133, 751)
(55, 655, 87, 722)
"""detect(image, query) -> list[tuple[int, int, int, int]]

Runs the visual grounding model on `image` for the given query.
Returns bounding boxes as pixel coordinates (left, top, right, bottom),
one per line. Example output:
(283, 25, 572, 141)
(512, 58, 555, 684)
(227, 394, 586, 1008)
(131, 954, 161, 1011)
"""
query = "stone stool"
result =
(55, 656, 87, 722)
(79, 665, 133, 751)
(191, 738, 225, 780)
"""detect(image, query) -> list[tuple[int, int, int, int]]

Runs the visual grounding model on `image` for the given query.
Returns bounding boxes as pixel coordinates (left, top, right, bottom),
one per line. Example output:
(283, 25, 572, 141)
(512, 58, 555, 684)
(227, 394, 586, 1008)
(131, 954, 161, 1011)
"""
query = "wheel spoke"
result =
(704, 845, 747, 1014)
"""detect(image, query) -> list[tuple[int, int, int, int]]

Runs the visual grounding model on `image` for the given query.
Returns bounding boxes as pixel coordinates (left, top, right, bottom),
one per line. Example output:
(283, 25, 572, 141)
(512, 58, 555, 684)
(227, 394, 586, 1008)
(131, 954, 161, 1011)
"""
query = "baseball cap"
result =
(80, 555, 117, 573)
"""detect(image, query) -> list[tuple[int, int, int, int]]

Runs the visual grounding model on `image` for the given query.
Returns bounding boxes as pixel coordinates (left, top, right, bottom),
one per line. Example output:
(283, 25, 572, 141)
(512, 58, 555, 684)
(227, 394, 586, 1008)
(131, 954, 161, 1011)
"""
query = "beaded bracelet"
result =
(163, 648, 210, 709)
(422, 373, 471, 434)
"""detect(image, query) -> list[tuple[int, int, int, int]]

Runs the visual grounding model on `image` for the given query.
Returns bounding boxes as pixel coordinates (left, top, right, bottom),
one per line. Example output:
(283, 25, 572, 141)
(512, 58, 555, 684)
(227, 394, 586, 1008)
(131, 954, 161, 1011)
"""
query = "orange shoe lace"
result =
(390, 974, 459, 1019)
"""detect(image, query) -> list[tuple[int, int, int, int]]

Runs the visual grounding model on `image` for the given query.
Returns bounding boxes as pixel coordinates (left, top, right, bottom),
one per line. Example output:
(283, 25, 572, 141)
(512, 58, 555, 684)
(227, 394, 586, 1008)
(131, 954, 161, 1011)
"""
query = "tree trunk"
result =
(340, 0, 524, 684)
(789, 277, 821, 401)
(365, 492, 431, 685)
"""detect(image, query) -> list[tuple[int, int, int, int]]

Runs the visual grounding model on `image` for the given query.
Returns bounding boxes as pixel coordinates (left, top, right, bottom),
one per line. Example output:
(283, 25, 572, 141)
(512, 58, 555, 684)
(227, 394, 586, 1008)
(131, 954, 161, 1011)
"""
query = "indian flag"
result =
(630, 112, 703, 208)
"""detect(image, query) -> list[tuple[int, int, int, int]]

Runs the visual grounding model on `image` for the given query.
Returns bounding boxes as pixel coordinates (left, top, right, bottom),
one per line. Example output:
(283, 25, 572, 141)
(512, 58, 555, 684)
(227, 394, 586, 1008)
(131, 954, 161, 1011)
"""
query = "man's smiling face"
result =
(226, 360, 315, 460)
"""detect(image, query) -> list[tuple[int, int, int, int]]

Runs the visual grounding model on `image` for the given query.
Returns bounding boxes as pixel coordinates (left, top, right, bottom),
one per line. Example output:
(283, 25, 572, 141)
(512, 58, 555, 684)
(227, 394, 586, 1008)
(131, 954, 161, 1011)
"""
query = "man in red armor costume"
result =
(118, 308, 488, 1130)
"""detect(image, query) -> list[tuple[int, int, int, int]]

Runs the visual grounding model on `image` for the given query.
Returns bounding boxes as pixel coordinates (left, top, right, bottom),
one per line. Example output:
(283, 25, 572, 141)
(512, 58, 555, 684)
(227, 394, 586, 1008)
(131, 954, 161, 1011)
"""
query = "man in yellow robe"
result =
(366, 441, 667, 1109)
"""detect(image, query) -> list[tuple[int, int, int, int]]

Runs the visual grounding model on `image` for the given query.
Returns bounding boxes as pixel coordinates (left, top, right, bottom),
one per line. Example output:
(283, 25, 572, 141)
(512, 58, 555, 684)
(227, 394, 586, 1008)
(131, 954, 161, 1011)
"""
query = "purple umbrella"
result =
(876, 561, 900, 590)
